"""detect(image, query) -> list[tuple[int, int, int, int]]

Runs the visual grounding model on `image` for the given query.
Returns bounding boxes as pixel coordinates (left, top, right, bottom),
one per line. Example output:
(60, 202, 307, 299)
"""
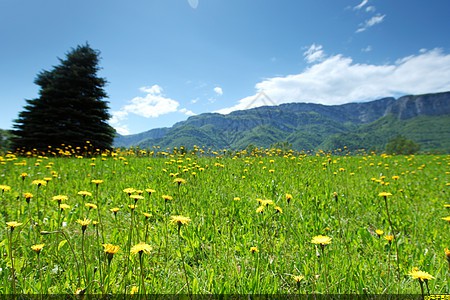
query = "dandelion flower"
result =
(32, 180, 47, 187)
(256, 206, 265, 214)
(76, 218, 91, 233)
(408, 268, 434, 282)
(249, 246, 258, 253)
(60, 204, 71, 211)
(378, 192, 392, 197)
(162, 195, 173, 202)
(375, 229, 384, 237)
(31, 244, 45, 254)
(130, 194, 144, 202)
(145, 188, 156, 195)
(130, 242, 152, 255)
(170, 215, 191, 226)
(293, 275, 304, 283)
(52, 195, 68, 204)
(445, 248, 450, 264)
(6, 221, 23, 232)
(311, 235, 332, 246)
(173, 178, 186, 186)
(442, 216, 450, 222)
(274, 206, 283, 214)
(77, 191, 92, 197)
(286, 193, 293, 204)
(91, 179, 103, 186)
(103, 243, 120, 264)
(85, 203, 97, 210)
(24, 192, 33, 203)
(123, 188, 136, 195)
(110, 207, 120, 215)
(384, 235, 394, 243)
(0, 185, 11, 192)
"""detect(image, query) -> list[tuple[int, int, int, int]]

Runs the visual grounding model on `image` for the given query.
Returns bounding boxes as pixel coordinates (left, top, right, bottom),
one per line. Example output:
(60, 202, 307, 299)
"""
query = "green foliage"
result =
(12, 44, 115, 152)
(386, 135, 420, 155)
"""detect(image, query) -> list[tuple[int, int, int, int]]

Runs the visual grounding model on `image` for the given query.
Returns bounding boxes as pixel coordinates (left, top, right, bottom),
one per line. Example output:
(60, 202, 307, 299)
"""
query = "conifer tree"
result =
(12, 44, 115, 152)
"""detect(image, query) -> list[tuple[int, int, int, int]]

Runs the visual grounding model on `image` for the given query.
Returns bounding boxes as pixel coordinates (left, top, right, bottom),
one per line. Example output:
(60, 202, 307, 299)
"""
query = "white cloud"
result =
(356, 14, 385, 33)
(179, 108, 196, 116)
(214, 86, 223, 96)
(109, 84, 186, 134)
(353, 0, 369, 10)
(216, 47, 450, 114)
(304, 44, 325, 63)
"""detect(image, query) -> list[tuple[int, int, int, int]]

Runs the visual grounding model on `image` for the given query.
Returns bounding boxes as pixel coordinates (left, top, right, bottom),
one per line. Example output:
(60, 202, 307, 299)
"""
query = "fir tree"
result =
(12, 44, 115, 152)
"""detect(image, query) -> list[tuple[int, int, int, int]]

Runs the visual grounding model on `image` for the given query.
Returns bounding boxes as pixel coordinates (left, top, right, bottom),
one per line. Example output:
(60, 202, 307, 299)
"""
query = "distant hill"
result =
(114, 91, 450, 153)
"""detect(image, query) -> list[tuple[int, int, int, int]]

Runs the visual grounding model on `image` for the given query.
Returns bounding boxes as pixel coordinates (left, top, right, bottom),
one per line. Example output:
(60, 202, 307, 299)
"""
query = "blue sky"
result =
(1, 0, 450, 135)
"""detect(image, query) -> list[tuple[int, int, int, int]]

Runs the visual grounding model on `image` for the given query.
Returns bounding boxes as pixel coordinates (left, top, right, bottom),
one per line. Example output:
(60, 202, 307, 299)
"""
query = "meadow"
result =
(0, 145, 449, 296)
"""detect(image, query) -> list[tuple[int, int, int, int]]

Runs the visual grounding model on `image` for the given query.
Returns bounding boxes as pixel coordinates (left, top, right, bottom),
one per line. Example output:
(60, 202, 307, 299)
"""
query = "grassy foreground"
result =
(0, 147, 449, 295)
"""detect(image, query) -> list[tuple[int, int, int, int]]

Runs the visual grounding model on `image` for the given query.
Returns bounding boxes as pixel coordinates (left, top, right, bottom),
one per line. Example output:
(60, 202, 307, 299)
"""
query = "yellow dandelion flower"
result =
(130, 242, 152, 255)
(286, 193, 293, 203)
(6, 221, 23, 232)
(52, 195, 68, 203)
(384, 235, 394, 243)
(85, 203, 97, 210)
(0, 185, 11, 192)
(143, 212, 152, 219)
(173, 178, 186, 185)
(256, 206, 265, 214)
(110, 207, 120, 215)
(311, 235, 332, 246)
(32, 179, 47, 187)
(442, 216, 450, 222)
(445, 248, 450, 263)
(76, 218, 91, 233)
(378, 192, 392, 197)
(250, 246, 258, 253)
(103, 243, 120, 264)
(123, 188, 136, 195)
(60, 204, 71, 211)
(130, 194, 144, 202)
(375, 229, 384, 237)
(130, 286, 139, 295)
(293, 275, 304, 283)
(145, 188, 156, 195)
(274, 206, 283, 214)
(170, 215, 191, 226)
(77, 191, 92, 197)
(408, 268, 434, 282)
(162, 195, 173, 202)
(233, 197, 241, 201)
(128, 204, 137, 210)
(444, 204, 450, 209)
(91, 179, 103, 185)
(31, 243, 45, 254)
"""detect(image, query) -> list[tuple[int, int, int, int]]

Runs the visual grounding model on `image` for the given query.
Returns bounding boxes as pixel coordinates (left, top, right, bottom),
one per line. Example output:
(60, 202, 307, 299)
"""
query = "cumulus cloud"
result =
(356, 14, 386, 33)
(109, 84, 194, 135)
(216, 47, 450, 114)
(214, 86, 223, 96)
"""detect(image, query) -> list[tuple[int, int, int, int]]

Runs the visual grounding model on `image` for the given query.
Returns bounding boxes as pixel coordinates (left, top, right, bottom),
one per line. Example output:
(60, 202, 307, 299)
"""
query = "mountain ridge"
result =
(114, 91, 450, 152)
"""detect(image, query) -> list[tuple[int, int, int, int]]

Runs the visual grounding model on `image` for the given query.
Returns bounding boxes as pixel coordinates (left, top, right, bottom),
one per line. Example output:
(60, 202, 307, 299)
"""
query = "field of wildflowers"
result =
(0, 145, 449, 295)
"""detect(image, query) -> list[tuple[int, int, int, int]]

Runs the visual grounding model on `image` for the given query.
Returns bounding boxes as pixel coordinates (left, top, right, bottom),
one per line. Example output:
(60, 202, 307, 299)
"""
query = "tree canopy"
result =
(12, 44, 115, 153)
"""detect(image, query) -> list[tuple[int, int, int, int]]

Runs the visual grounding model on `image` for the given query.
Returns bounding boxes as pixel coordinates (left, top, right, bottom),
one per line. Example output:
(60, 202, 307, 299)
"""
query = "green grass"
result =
(0, 148, 449, 295)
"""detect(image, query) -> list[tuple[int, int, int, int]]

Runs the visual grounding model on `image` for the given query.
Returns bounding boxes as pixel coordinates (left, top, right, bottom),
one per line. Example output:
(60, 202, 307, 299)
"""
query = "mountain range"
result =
(114, 91, 450, 153)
